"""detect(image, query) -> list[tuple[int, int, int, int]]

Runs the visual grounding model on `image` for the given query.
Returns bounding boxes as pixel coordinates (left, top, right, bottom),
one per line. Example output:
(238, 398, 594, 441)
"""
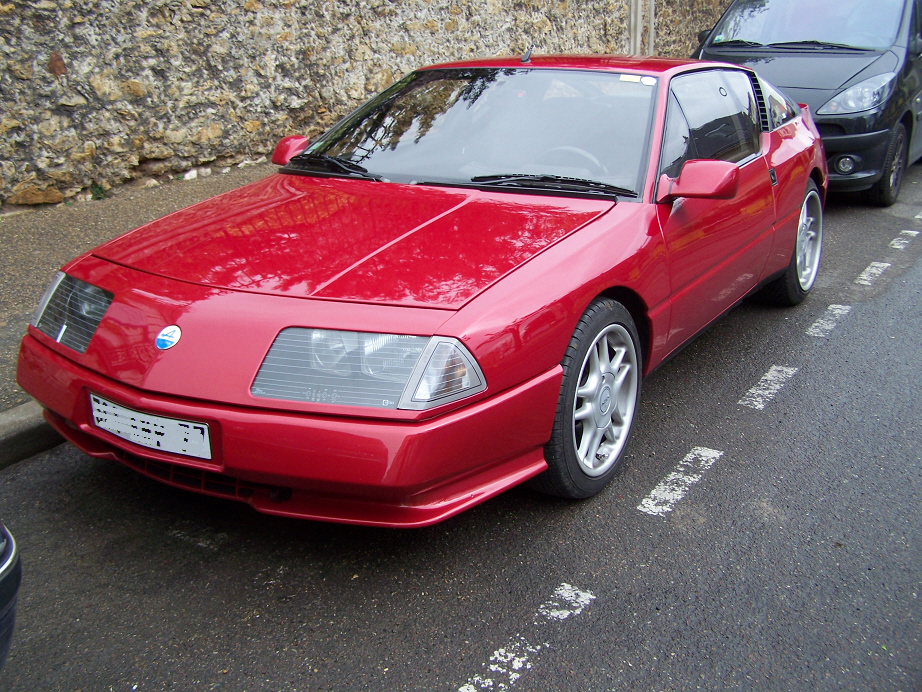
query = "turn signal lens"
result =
(414, 342, 474, 400)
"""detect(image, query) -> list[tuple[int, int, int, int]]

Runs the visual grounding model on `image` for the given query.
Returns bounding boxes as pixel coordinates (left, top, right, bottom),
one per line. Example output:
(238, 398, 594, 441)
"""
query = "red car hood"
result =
(94, 174, 614, 309)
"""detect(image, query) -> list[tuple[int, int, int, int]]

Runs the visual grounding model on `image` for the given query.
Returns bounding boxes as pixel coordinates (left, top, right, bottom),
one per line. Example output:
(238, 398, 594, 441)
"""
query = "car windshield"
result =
(295, 67, 658, 197)
(710, 0, 905, 51)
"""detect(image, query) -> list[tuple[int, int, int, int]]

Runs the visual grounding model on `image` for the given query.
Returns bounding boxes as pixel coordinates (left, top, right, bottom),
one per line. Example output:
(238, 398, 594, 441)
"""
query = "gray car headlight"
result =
(31, 271, 114, 354)
(251, 329, 486, 410)
(817, 73, 896, 115)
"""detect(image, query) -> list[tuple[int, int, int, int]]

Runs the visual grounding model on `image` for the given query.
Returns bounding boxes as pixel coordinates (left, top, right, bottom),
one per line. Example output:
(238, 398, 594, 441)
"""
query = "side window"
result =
(659, 91, 695, 178)
(669, 70, 761, 164)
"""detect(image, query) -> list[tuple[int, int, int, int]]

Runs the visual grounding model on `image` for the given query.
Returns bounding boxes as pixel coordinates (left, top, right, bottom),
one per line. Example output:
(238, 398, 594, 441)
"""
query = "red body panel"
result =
(39, 257, 454, 417)
(17, 55, 828, 526)
(764, 111, 827, 276)
(657, 153, 775, 351)
(19, 334, 558, 527)
(95, 176, 612, 309)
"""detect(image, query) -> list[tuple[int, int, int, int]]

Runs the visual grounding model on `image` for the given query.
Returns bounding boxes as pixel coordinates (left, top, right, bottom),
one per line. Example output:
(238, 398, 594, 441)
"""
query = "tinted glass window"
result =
(711, 0, 904, 51)
(761, 78, 799, 129)
(670, 70, 760, 164)
(304, 68, 658, 195)
(659, 92, 695, 178)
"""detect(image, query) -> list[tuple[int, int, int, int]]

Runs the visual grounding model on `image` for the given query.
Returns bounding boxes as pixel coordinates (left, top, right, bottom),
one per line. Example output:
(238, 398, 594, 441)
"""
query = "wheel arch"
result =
(809, 167, 827, 205)
(900, 109, 913, 142)
(596, 286, 651, 373)
(900, 109, 915, 162)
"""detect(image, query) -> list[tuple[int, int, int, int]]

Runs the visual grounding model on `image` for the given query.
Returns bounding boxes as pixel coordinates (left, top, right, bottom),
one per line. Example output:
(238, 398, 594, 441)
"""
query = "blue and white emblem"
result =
(155, 325, 182, 350)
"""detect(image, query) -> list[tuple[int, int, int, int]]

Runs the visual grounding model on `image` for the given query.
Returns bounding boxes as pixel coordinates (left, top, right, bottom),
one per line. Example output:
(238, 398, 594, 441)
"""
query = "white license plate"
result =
(90, 393, 212, 460)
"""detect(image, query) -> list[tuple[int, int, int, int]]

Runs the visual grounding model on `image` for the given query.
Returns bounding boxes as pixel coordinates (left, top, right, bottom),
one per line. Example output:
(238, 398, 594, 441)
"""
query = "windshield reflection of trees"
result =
(315, 67, 653, 190)
(715, 0, 902, 49)
(324, 69, 508, 164)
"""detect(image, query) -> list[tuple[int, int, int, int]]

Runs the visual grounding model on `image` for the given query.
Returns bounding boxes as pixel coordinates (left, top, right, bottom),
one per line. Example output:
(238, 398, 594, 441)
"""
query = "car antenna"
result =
(522, 46, 533, 63)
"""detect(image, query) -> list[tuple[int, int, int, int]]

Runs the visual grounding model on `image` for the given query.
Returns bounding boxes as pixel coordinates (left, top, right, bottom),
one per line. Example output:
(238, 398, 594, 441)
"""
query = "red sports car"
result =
(17, 56, 826, 527)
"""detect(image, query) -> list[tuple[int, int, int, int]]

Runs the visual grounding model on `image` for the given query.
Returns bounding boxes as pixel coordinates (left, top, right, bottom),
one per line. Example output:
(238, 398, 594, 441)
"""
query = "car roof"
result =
(419, 54, 719, 77)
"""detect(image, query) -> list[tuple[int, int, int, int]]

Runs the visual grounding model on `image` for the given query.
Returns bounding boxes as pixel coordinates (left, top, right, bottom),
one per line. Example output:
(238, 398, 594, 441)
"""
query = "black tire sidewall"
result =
(871, 123, 907, 207)
(545, 298, 642, 498)
(755, 178, 822, 307)
(785, 178, 822, 302)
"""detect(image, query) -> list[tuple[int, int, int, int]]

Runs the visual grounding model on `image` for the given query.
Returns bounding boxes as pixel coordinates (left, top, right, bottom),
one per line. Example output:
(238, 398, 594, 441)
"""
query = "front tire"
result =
(868, 122, 907, 207)
(531, 298, 642, 499)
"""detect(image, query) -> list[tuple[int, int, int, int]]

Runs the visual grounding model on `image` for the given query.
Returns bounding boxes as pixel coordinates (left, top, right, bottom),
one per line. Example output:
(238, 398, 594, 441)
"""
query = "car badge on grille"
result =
(155, 325, 182, 350)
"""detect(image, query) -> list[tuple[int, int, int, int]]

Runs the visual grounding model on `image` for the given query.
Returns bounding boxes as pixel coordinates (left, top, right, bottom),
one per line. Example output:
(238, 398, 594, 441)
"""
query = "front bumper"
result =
(18, 334, 559, 527)
(820, 128, 891, 192)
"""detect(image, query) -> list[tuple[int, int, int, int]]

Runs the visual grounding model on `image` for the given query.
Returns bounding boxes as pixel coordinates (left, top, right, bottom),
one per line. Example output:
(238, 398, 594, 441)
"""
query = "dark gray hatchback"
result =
(695, 0, 922, 205)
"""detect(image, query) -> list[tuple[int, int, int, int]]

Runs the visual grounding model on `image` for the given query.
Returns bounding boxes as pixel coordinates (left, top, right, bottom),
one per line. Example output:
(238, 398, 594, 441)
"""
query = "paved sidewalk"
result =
(0, 162, 274, 463)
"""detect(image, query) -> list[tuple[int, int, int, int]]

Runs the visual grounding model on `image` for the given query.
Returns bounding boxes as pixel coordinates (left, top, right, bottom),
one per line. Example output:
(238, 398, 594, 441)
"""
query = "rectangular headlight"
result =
(251, 329, 486, 410)
(31, 272, 114, 354)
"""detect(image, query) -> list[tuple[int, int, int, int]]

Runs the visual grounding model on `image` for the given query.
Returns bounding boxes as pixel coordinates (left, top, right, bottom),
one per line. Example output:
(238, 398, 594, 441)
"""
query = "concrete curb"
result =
(0, 400, 63, 470)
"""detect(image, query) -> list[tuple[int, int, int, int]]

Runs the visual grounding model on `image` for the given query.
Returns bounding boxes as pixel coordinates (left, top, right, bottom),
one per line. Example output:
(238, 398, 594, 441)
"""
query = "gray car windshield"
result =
(295, 68, 657, 197)
(711, 0, 904, 51)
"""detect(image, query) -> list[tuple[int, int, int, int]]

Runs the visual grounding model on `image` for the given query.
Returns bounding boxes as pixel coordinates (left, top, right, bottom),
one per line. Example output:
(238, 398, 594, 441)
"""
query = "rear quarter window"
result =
(761, 78, 800, 129)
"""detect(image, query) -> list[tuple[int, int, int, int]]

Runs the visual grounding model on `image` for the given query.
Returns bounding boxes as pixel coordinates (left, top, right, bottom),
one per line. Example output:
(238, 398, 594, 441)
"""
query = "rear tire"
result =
(755, 180, 823, 306)
(530, 298, 641, 499)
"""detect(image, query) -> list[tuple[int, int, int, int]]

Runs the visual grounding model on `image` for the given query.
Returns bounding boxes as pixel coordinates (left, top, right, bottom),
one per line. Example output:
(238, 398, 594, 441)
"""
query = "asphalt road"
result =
(0, 169, 921, 692)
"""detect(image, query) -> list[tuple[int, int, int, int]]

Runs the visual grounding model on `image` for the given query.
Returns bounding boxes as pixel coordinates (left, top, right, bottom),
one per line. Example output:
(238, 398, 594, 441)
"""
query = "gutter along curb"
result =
(0, 400, 63, 470)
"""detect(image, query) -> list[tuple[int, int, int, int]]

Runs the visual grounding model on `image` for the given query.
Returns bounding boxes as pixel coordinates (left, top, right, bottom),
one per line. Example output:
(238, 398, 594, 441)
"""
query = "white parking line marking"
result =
(637, 447, 724, 517)
(915, 210, 922, 221)
(738, 365, 798, 410)
(855, 262, 891, 286)
(458, 584, 595, 691)
(806, 304, 851, 337)
(536, 584, 595, 620)
(890, 230, 919, 250)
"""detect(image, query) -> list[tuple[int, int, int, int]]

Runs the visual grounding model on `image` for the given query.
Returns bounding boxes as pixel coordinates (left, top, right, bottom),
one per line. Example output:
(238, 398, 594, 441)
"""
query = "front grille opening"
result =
(146, 460, 172, 481)
(120, 452, 271, 502)
(173, 467, 203, 489)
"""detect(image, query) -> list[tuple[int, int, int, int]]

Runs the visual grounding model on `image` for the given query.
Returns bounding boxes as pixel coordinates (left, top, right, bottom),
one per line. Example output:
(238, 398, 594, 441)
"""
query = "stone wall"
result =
(0, 0, 728, 206)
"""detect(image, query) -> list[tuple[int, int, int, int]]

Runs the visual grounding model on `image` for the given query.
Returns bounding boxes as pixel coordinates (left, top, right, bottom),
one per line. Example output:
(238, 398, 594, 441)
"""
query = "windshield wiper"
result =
(767, 40, 870, 51)
(471, 174, 636, 198)
(287, 153, 383, 181)
(710, 39, 766, 48)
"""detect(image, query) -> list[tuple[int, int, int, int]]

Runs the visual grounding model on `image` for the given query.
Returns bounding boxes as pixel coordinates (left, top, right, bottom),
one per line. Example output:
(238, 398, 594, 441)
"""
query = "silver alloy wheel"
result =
(796, 188, 823, 291)
(571, 323, 639, 477)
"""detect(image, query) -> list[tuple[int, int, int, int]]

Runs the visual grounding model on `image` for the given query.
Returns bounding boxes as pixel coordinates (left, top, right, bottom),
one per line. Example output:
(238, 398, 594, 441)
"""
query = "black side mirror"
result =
(697, 28, 712, 45)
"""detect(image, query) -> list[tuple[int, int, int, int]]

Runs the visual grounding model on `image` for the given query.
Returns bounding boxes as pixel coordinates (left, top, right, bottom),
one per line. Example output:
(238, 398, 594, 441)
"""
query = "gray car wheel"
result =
(756, 179, 823, 306)
(531, 298, 641, 499)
